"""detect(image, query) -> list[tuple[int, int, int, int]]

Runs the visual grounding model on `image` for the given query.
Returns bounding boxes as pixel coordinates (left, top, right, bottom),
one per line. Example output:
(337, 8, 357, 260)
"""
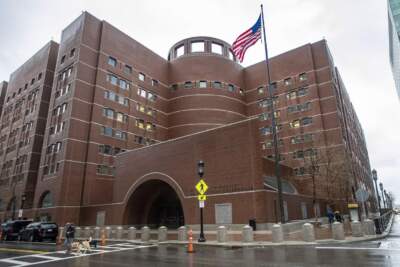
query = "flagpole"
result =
(260, 4, 285, 224)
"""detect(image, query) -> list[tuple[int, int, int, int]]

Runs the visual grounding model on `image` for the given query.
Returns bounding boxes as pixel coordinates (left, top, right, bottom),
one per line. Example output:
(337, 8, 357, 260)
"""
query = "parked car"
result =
(1, 220, 32, 241)
(18, 222, 58, 242)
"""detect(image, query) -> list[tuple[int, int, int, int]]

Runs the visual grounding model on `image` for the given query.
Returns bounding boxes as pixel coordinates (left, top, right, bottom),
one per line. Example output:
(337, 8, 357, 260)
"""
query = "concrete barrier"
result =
(217, 226, 227, 243)
(272, 224, 284, 243)
(141, 226, 150, 242)
(158, 226, 167, 242)
(242, 225, 253, 242)
(302, 223, 315, 242)
(116, 226, 123, 240)
(351, 221, 364, 237)
(332, 222, 345, 240)
(128, 227, 136, 240)
(362, 219, 376, 236)
(84, 227, 91, 238)
(105, 226, 111, 239)
(178, 226, 187, 241)
(75, 227, 81, 238)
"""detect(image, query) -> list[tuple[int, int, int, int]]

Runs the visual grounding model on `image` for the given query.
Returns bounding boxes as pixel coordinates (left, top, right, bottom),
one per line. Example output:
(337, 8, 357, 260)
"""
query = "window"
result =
(137, 103, 146, 113)
(124, 65, 132, 74)
(138, 73, 145, 81)
(293, 150, 304, 159)
(147, 91, 157, 101)
(31, 78, 35, 85)
(70, 48, 76, 57)
(103, 108, 114, 119)
(55, 142, 62, 153)
(211, 43, 223, 55)
(175, 45, 184, 57)
(299, 73, 307, 81)
(171, 84, 178, 92)
(119, 79, 130, 90)
(114, 130, 127, 140)
(259, 113, 269, 121)
(199, 81, 207, 88)
(99, 144, 113, 155)
(24, 84, 28, 90)
(239, 89, 244, 95)
(108, 56, 117, 67)
(136, 119, 145, 129)
(270, 82, 277, 91)
(107, 74, 118, 86)
(151, 79, 158, 87)
(260, 127, 271, 135)
(116, 113, 128, 123)
(287, 90, 297, 100)
(18, 88, 21, 95)
(61, 55, 66, 64)
(228, 84, 235, 92)
(297, 87, 308, 97)
(191, 41, 204, 52)
(184, 81, 193, 89)
(102, 126, 113, 136)
(302, 117, 312, 125)
(146, 122, 155, 131)
(61, 103, 67, 113)
(67, 68, 72, 77)
(257, 86, 264, 94)
(303, 133, 313, 142)
(213, 81, 222, 89)
(290, 120, 300, 128)
(284, 78, 292, 86)
(299, 102, 311, 111)
(38, 73, 42, 80)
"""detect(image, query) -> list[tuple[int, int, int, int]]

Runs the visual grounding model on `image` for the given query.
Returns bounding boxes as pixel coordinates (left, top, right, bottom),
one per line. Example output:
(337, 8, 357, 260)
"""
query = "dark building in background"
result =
(0, 12, 375, 227)
(0, 41, 59, 219)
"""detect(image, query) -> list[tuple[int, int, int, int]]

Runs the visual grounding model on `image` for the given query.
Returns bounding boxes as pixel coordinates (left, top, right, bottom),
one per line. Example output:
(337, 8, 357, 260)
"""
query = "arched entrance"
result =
(124, 179, 184, 229)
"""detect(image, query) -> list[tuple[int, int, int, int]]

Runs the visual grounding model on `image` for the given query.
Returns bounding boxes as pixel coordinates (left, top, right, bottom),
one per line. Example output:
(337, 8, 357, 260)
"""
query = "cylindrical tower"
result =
(168, 37, 247, 138)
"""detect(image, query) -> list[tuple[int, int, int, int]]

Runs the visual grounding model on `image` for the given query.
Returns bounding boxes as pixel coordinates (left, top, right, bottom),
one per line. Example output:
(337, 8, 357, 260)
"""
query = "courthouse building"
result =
(0, 12, 376, 228)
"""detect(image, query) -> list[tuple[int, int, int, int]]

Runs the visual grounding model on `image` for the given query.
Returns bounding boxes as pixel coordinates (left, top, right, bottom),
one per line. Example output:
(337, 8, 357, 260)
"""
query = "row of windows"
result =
(49, 121, 66, 135)
(135, 119, 156, 131)
(43, 162, 61, 176)
(290, 133, 313, 144)
(107, 74, 131, 90)
(256, 73, 308, 95)
(6, 73, 42, 103)
(287, 102, 311, 113)
(289, 117, 313, 128)
(294, 166, 319, 176)
(107, 56, 159, 86)
(55, 83, 71, 99)
(57, 67, 73, 81)
(134, 135, 156, 145)
(104, 90, 129, 106)
(52, 103, 67, 116)
(96, 164, 115, 176)
(136, 103, 155, 117)
(101, 126, 127, 140)
(60, 48, 76, 64)
(46, 142, 62, 154)
(98, 144, 125, 155)
(171, 81, 243, 94)
(137, 88, 157, 101)
(103, 108, 129, 123)
(292, 149, 317, 159)
(261, 139, 284, 150)
(174, 41, 235, 60)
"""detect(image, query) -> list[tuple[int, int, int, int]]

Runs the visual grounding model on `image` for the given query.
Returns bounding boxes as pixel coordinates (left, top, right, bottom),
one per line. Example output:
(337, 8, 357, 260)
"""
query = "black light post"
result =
(379, 182, 386, 209)
(372, 170, 382, 215)
(197, 160, 206, 242)
(384, 190, 391, 210)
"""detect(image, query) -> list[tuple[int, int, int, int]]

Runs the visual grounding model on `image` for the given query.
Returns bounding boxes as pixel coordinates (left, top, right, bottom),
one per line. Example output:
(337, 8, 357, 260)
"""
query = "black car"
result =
(1, 220, 32, 241)
(18, 222, 58, 242)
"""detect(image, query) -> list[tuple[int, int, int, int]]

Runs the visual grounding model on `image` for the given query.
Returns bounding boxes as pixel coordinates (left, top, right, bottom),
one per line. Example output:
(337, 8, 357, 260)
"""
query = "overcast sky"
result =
(0, 0, 399, 202)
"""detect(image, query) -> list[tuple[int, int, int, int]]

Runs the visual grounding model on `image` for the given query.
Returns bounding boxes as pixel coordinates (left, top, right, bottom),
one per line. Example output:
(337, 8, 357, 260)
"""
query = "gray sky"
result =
(0, 0, 399, 202)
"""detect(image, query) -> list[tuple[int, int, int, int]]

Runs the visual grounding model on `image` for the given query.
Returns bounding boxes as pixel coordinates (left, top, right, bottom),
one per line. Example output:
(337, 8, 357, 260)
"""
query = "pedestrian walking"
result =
(334, 211, 342, 223)
(327, 209, 334, 224)
(64, 222, 75, 254)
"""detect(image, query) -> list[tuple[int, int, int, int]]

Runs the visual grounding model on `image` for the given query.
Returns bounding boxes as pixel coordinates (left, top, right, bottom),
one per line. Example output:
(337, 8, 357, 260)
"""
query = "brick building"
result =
(0, 12, 376, 227)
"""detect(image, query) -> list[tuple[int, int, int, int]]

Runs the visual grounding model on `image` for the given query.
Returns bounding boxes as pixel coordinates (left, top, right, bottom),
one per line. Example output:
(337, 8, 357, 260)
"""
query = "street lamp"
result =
(372, 169, 382, 215)
(379, 182, 386, 209)
(384, 190, 390, 210)
(197, 160, 206, 242)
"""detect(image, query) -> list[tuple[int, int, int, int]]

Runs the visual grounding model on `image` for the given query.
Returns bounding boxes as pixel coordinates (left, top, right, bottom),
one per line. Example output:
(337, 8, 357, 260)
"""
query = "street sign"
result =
(195, 179, 208, 195)
(199, 200, 205, 208)
(348, 203, 359, 208)
(355, 188, 369, 203)
(198, 194, 207, 201)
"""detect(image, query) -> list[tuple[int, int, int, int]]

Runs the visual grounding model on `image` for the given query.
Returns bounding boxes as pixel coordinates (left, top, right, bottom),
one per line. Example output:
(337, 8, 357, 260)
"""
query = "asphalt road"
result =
(0, 216, 399, 266)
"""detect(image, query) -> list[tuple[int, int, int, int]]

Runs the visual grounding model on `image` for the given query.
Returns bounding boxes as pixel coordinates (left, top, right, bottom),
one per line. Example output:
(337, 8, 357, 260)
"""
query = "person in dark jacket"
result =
(334, 211, 342, 223)
(327, 209, 335, 224)
(64, 223, 75, 254)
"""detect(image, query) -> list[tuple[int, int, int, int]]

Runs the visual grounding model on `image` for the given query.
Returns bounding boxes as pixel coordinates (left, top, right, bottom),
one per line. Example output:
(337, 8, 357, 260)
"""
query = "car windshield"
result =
(41, 223, 57, 229)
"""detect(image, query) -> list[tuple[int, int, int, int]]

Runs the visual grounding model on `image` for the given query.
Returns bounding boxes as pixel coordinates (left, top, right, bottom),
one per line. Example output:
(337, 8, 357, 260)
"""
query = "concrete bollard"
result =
(141, 226, 150, 242)
(105, 226, 111, 239)
(302, 223, 315, 242)
(58, 227, 64, 240)
(242, 225, 253, 243)
(332, 222, 345, 240)
(158, 226, 168, 242)
(217, 226, 227, 243)
(116, 226, 123, 240)
(362, 219, 376, 236)
(178, 226, 187, 241)
(351, 221, 364, 237)
(272, 224, 284, 243)
(84, 227, 91, 238)
(75, 227, 81, 238)
(128, 227, 137, 240)
(94, 227, 100, 239)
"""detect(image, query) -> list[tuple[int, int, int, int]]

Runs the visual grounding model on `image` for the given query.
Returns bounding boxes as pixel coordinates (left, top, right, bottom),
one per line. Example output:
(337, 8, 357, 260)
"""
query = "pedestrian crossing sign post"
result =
(196, 179, 208, 195)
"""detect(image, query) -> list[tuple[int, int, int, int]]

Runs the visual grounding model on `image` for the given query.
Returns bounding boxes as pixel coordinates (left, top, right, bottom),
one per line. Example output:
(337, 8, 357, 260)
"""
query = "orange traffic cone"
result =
(101, 229, 106, 246)
(187, 229, 194, 253)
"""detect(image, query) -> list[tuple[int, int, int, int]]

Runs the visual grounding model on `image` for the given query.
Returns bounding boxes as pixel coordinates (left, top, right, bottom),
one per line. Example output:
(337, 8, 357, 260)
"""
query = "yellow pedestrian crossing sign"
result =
(195, 179, 208, 195)
(198, 194, 207, 201)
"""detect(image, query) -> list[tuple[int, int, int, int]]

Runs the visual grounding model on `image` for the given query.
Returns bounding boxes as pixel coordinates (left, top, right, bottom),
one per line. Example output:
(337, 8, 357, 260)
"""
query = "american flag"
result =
(231, 15, 262, 63)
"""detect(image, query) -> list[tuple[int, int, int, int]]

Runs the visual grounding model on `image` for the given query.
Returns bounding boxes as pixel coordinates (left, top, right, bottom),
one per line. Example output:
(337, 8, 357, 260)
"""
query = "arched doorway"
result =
(124, 180, 184, 229)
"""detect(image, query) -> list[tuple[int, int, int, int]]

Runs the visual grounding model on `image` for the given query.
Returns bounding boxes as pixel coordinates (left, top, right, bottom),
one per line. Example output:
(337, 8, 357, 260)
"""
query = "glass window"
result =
(259, 113, 269, 121)
(124, 65, 132, 74)
(146, 123, 154, 131)
(175, 45, 184, 57)
(239, 89, 244, 95)
(136, 119, 145, 129)
(211, 43, 223, 55)
(61, 55, 66, 64)
(257, 86, 264, 94)
(147, 92, 156, 101)
(270, 82, 277, 91)
(151, 79, 158, 86)
(284, 78, 292, 86)
(107, 74, 118, 85)
(102, 126, 113, 136)
(138, 73, 145, 81)
(171, 84, 178, 92)
(287, 91, 297, 99)
(108, 57, 117, 67)
(228, 84, 235, 92)
(213, 81, 222, 89)
(191, 41, 204, 52)
(119, 79, 127, 89)
(103, 108, 114, 119)
(297, 87, 308, 97)
(260, 127, 271, 135)
(116, 112, 124, 122)
(302, 117, 312, 125)
(31, 78, 35, 85)
(38, 73, 42, 80)
(290, 120, 300, 128)
(299, 73, 307, 81)
(184, 81, 193, 89)
(199, 81, 207, 88)
(70, 48, 75, 57)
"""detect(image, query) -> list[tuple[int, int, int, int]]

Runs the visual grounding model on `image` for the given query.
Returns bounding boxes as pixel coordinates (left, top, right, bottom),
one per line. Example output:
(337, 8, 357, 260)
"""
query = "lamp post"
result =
(197, 160, 206, 242)
(372, 169, 382, 215)
(379, 182, 386, 209)
(384, 190, 391, 210)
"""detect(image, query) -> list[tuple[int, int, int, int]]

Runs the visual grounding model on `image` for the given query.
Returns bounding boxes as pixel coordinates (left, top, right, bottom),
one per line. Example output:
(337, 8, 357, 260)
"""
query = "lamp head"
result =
(372, 169, 377, 181)
(197, 160, 205, 178)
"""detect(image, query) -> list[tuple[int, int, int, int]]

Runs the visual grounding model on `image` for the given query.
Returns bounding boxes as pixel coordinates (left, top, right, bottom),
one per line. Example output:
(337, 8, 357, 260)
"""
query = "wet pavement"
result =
(0, 215, 399, 266)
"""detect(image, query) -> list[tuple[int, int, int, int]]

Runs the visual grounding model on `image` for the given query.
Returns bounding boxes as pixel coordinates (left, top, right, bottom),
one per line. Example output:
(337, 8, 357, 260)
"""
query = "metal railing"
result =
(374, 210, 393, 234)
